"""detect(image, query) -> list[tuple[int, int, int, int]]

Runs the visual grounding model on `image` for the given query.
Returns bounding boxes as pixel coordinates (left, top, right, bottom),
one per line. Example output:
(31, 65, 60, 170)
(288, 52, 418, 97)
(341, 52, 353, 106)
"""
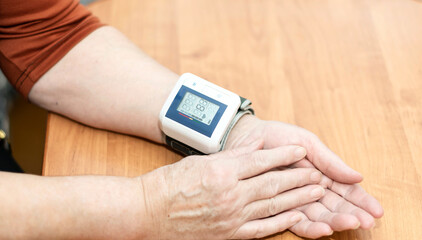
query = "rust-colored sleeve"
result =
(0, 0, 104, 99)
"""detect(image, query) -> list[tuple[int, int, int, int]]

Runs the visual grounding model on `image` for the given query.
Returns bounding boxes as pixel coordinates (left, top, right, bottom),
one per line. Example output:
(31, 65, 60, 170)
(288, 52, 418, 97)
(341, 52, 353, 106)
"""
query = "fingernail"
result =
(310, 187, 325, 198)
(294, 147, 307, 160)
(354, 222, 361, 230)
(290, 214, 303, 224)
(310, 171, 322, 182)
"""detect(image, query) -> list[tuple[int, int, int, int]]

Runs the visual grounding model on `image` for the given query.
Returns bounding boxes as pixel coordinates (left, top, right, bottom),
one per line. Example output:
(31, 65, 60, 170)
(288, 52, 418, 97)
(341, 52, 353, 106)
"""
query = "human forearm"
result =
(29, 26, 178, 143)
(0, 172, 147, 239)
(1, 144, 328, 240)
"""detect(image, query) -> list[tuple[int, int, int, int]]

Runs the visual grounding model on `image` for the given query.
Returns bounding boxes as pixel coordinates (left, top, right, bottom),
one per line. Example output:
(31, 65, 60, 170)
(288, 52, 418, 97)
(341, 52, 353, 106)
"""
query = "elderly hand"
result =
(225, 115, 384, 238)
(139, 145, 325, 239)
(288, 159, 384, 238)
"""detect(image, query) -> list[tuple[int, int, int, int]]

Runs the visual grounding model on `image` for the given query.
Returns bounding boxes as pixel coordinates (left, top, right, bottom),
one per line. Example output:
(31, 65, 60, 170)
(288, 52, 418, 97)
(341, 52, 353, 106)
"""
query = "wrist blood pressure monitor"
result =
(159, 73, 254, 155)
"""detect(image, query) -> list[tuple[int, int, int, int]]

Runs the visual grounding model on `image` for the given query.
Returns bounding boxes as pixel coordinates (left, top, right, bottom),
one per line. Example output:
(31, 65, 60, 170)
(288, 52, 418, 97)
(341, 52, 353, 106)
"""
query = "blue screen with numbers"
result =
(165, 86, 227, 137)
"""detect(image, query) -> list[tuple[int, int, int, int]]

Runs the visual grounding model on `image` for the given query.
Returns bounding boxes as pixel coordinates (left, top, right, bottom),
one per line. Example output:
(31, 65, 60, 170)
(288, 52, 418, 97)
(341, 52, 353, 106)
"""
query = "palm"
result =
(226, 116, 383, 238)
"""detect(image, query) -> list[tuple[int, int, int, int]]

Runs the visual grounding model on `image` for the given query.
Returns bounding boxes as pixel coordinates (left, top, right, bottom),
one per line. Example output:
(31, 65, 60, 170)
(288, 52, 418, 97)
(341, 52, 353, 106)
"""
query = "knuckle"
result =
(265, 172, 281, 196)
(333, 196, 346, 212)
(272, 146, 297, 165)
(276, 169, 300, 191)
(267, 197, 279, 216)
(282, 145, 297, 157)
(300, 169, 316, 185)
(252, 205, 267, 219)
(202, 161, 231, 189)
(226, 218, 241, 230)
(215, 193, 237, 210)
(251, 150, 267, 167)
(248, 151, 272, 173)
(291, 168, 314, 187)
(293, 171, 303, 187)
(296, 189, 311, 206)
(211, 191, 243, 216)
(319, 174, 333, 188)
(276, 219, 290, 233)
(343, 184, 356, 199)
(305, 133, 320, 152)
(286, 145, 298, 157)
(252, 224, 266, 239)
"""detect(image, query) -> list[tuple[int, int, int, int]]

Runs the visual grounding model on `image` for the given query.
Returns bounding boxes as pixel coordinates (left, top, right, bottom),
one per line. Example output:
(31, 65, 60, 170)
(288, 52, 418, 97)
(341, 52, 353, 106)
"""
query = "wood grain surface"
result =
(43, 0, 422, 239)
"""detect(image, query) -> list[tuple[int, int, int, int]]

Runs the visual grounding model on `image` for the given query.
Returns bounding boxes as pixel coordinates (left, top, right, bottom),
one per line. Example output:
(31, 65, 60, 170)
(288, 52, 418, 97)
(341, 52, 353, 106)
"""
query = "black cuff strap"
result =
(165, 135, 204, 156)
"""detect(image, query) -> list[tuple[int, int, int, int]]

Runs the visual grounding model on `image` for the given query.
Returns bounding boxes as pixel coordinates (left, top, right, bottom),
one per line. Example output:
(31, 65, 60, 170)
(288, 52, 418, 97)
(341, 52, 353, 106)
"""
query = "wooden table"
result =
(43, 0, 422, 239)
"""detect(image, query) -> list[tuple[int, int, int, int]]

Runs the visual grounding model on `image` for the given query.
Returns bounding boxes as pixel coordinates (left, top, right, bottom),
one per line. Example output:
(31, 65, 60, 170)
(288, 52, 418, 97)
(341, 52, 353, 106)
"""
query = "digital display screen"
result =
(177, 92, 220, 125)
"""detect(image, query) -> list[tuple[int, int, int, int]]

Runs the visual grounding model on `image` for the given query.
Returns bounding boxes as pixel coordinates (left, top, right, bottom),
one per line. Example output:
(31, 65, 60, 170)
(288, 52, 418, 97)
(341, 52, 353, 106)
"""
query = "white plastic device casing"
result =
(159, 73, 241, 154)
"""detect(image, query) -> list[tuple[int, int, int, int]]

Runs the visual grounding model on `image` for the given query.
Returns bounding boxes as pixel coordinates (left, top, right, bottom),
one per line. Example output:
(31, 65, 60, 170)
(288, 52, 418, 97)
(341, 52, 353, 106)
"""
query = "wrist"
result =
(135, 168, 171, 239)
(63, 176, 149, 239)
(224, 114, 263, 150)
(75, 176, 148, 239)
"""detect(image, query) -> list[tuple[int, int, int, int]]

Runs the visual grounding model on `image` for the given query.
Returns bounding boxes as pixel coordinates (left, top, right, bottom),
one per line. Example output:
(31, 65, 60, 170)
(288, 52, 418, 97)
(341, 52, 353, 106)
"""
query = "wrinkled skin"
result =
(225, 115, 384, 238)
(139, 145, 327, 239)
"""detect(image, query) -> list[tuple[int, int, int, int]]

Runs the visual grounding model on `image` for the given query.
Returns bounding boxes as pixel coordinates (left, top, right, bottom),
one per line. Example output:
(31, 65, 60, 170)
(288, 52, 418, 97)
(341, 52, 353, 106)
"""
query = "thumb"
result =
(305, 135, 363, 184)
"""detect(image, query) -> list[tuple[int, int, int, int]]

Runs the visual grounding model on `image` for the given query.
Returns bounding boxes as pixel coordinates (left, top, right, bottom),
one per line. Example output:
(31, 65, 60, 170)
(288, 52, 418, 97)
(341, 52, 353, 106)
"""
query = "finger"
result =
(320, 189, 375, 229)
(243, 185, 325, 221)
(296, 202, 360, 231)
(289, 167, 383, 219)
(289, 169, 382, 227)
(288, 211, 333, 239)
(237, 145, 307, 180)
(291, 158, 314, 168)
(330, 181, 384, 218)
(240, 168, 322, 203)
(230, 211, 302, 239)
(291, 158, 357, 188)
(210, 139, 263, 160)
(273, 158, 312, 171)
(299, 133, 363, 184)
